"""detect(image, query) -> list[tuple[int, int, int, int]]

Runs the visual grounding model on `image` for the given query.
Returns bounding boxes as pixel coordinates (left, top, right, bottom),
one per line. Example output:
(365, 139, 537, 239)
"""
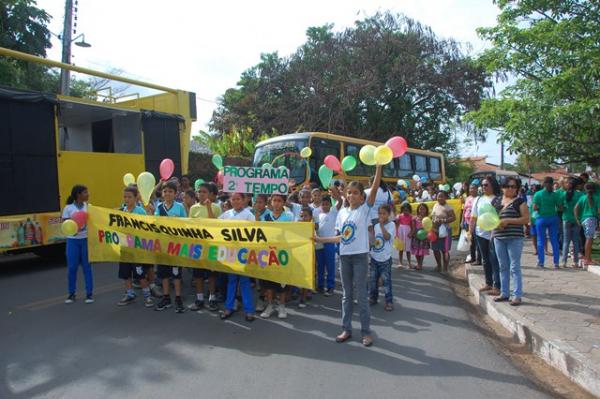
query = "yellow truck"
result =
(0, 48, 196, 258)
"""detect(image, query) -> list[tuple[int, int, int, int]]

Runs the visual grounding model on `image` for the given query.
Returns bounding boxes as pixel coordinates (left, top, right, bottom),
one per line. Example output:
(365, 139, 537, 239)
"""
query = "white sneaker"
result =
(84, 295, 94, 304)
(277, 304, 287, 319)
(260, 303, 275, 318)
(465, 254, 472, 263)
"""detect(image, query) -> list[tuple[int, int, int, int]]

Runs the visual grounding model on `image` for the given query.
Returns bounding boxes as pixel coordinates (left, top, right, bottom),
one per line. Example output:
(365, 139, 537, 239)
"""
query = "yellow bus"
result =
(0, 48, 196, 257)
(253, 132, 445, 188)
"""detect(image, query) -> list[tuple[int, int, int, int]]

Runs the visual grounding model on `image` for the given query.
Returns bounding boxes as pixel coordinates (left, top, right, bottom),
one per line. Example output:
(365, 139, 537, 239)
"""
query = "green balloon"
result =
(477, 212, 500, 231)
(262, 162, 271, 168)
(341, 155, 357, 172)
(479, 203, 497, 216)
(212, 154, 223, 169)
(416, 229, 427, 240)
(318, 165, 333, 188)
(194, 178, 205, 190)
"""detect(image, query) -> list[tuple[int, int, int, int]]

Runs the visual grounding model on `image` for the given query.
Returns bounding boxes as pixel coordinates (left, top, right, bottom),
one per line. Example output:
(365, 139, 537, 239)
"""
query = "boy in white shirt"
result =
(316, 190, 342, 296)
(368, 204, 396, 311)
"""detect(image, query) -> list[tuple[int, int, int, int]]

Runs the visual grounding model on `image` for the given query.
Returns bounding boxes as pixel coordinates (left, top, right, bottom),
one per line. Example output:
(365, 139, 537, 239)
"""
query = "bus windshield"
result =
(253, 139, 308, 181)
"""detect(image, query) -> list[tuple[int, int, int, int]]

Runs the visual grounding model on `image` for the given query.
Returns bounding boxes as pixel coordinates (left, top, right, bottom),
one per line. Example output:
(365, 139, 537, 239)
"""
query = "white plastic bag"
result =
(438, 224, 449, 238)
(457, 230, 470, 252)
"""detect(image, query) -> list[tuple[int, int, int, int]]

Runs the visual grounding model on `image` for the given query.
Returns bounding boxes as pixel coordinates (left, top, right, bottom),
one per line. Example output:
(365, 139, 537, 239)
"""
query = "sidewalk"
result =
(463, 246, 600, 397)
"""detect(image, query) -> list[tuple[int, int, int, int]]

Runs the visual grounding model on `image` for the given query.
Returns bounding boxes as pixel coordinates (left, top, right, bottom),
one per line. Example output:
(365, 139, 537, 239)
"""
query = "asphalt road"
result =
(0, 253, 551, 399)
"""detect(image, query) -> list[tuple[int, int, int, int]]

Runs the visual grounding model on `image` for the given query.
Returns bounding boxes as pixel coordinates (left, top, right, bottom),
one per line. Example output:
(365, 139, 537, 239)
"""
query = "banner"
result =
(223, 166, 289, 195)
(87, 205, 315, 289)
(0, 212, 64, 251)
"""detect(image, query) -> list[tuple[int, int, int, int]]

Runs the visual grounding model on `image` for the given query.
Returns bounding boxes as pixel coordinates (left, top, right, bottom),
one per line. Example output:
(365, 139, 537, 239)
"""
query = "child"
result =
(316, 192, 342, 295)
(183, 189, 197, 216)
(431, 191, 456, 273)
(297, 206, 315, 308)
(253, 194, 270, 221)
(575, 182, 600, 266)
(154, 181, 187, 313)
(316, 165, 383, 347)
(369, 204, 395, 311)
(288, 189, 314, 221)
(219, 193, 256, 321)
(188, 182, 222, 311)
(63, 185, 94, 304)
(260, 193, 294, 319)
(412, 203, 431, 271)
(395, 202, 413, 269)
(117, 186, 154, 307)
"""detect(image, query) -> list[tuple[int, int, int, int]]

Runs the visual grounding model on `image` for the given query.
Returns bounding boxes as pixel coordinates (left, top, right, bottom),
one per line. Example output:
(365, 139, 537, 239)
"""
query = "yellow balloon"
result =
(137, 171, 156, 205)
(123, 173, 135, 186)
(359, 145, 377, 166)
(422, 217, 433, 232)
(61, 219, 78, 236)
(393, 237, 405, 251)
(477, 212, 500, 231)
(300, 147, 312, 158)
(374, 145, 393, 165)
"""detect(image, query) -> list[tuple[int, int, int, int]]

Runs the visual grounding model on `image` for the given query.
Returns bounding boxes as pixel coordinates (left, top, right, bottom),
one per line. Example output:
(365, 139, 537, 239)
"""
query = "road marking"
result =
(15, 281, 122, 311)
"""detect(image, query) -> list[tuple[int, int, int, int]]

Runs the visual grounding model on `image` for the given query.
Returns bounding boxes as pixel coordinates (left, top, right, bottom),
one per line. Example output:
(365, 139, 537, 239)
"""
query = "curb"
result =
(587, 265, 600, 278)
(464, 263, 600, 397)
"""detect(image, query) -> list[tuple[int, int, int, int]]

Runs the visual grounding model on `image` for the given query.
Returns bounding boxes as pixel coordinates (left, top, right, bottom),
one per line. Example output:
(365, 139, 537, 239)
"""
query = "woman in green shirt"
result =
(575, 182, 600, 266)
(561, 178, 583, 268)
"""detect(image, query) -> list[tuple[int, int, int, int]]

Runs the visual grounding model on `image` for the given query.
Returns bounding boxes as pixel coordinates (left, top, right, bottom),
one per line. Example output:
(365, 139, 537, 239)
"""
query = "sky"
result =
(40, 0, 514, 164)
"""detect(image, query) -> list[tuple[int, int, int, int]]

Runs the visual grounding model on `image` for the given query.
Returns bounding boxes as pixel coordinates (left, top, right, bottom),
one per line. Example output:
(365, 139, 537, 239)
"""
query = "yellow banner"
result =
(87, 205, 315, 289)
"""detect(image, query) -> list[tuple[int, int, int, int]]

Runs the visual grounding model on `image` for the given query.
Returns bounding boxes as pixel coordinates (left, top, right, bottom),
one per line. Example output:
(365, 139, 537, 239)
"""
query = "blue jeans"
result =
(225, 274, 255, 314)
(369, 257, 393, 304)
(475, 235, 500, 289)
(317, 243, 336, 290)
(562, 221, 580, 265)
(66, 238, 93, 296)
(340, 253, 370, 336)
(494, 237, 523, 299)
(536, 216, 560, 266)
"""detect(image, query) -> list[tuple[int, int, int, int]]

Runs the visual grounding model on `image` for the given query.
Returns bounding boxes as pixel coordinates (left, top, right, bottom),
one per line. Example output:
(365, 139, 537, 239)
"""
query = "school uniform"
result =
(62, 202, 93, 296)
(155, 201, 187, 279)
(316, 208, 338, 291)
(118, 205, 150, 280)
(219, 208, 256, 314)
(369, 221, 395, 304)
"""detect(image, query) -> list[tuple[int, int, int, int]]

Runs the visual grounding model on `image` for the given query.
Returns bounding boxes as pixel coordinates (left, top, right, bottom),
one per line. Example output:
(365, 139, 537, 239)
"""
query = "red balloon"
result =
(427, 231, 438, 242)
(386, 136, 408, 158)
(71, 211, 88, 229)
(323, 155, 341, 172)
(159, 158, 175, 180)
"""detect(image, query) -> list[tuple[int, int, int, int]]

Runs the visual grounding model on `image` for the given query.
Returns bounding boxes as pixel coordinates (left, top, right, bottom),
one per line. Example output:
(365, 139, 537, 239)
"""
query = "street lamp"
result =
(74, 34, 91, 48)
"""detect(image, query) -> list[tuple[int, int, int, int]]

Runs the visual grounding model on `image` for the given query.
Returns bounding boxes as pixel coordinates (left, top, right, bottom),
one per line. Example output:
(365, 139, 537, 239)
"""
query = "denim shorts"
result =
(582, 217, 598, 238)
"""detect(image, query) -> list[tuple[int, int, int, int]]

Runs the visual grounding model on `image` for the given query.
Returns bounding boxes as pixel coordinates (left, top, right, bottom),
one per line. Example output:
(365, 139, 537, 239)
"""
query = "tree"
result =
(465, 0, 600, 166)
(194, 127, 273, 158)
(513, 153, 551, 174)
(211, 12, 491, 155)
(0, 0, 95, 96)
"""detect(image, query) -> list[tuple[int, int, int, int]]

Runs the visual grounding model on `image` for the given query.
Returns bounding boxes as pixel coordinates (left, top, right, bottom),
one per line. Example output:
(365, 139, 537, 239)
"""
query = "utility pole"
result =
(59, 0, 73, 95)
(500, 141, 505, 170)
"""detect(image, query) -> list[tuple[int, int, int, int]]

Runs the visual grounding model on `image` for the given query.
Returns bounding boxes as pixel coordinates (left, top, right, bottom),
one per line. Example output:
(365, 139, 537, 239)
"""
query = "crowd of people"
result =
(461, 173, 599, 306)
(60, 166, 599, 346)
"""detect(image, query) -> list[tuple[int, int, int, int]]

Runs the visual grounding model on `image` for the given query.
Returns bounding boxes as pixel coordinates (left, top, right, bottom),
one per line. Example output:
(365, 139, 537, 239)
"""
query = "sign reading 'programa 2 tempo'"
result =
(223, 166, 289, 195)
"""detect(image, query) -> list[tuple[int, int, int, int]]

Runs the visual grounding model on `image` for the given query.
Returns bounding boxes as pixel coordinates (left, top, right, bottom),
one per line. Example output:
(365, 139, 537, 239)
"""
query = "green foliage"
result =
(211, 12, 491, 156)
(446, 160, 475, 184)
(466, 0, 600, 166)
(0, 0, 95, 96)
(194, 127, 273, 158)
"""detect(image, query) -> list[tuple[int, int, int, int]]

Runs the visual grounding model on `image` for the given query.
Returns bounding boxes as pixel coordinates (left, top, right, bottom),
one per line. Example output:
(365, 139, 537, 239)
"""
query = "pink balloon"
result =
(386, 136, 408, 158)
(216, 170, 224, 185)
(71, 211, 88, 229)
(324, 155, 341, 172)
(159, 158, 175, 180)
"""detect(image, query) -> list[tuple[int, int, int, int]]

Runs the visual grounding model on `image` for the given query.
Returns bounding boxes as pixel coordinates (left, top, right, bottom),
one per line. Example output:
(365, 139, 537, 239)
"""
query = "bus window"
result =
(429, 156, 441, 180)
(397, 154, 413, 178)
(311, 138, 341, 173)
(59, 102, 142, 154)
(344, 143, 373, 177)
(383, 159, 396, 178)
(414, 154, 427, 174)
(252, 139, 308, 182)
